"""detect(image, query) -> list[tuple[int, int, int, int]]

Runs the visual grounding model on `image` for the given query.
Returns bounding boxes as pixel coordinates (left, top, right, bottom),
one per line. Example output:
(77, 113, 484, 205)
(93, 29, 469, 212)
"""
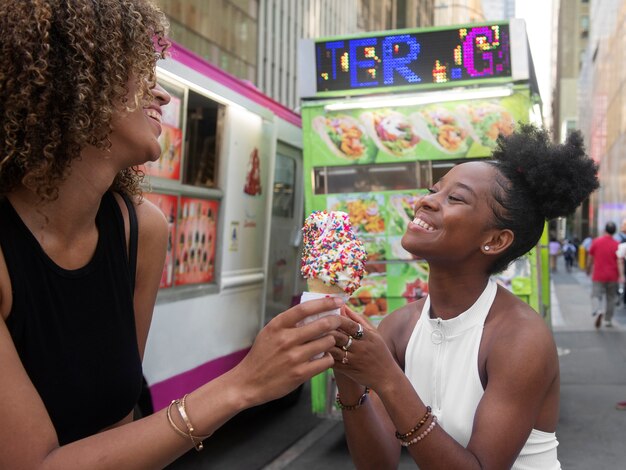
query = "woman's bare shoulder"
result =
(486, 286, 558, 373)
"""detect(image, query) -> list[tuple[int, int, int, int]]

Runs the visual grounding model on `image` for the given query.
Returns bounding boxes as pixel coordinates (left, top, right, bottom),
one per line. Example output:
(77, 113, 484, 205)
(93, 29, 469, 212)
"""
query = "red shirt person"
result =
(588, 221, 620, 327)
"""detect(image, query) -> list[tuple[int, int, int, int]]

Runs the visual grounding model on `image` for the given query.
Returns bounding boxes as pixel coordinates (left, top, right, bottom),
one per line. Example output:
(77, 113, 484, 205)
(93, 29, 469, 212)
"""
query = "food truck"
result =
(140, 42, 306, 412)
(297, 19, 549, 415)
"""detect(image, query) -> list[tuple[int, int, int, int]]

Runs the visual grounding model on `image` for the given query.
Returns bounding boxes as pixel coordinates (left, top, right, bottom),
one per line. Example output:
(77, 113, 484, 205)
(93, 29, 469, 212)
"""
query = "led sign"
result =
(315, 24, 511, 93)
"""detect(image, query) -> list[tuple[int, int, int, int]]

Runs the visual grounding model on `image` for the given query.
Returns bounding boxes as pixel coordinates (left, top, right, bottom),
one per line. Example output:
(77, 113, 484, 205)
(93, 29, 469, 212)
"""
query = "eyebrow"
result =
(437, 176, 477, 197)
(453, 182, 477, 197)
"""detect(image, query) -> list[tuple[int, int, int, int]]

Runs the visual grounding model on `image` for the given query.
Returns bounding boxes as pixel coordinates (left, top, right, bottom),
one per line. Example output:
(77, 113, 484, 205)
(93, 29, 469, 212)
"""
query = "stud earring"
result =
(484, 246, 490, 251)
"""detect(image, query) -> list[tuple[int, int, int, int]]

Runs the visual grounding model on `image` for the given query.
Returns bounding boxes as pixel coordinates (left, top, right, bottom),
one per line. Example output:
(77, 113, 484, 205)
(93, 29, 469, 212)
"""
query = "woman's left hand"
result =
(330, 305, 397, 390)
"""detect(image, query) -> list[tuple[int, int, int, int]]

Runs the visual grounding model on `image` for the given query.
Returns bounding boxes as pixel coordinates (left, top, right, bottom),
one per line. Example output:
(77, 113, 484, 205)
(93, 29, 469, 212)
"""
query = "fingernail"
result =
(333, 297, 343, 306)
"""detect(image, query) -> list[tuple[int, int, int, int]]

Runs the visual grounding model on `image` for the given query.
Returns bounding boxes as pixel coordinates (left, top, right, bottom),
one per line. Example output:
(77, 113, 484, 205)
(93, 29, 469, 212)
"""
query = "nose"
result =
(416, 191, 439, 212)
(153, 82, 171, 106)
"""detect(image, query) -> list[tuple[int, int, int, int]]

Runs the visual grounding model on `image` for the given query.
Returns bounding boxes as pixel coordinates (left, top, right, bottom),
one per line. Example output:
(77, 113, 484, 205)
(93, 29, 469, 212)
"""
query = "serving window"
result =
(312, 159, 473, 195)
(313, 162, 420, 195)
(141, 74, 226, 292)
(183, 90, 225, 188)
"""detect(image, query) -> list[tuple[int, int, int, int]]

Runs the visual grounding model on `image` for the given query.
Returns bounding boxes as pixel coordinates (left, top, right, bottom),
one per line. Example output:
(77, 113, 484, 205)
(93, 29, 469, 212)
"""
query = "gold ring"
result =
(354, 323, 364, 340)
(341, 349, 348, 364)
(342, 336, 353, 351)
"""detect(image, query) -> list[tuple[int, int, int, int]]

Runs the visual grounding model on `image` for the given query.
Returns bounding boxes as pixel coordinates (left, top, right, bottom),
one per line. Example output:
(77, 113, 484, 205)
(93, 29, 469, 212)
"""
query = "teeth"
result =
(413, 217, 434, 231)
(145, 109, 161, 122)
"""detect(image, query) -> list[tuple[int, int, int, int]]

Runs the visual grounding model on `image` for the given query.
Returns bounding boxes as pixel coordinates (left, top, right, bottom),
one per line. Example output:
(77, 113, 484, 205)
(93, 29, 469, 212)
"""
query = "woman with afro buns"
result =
(0, 1, 351, 467)
(328, 124, 598, 469)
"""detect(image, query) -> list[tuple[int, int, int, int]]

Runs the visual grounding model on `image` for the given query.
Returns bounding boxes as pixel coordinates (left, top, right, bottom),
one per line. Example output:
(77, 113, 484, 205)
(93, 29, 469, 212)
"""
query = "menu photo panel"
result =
(175, 197, 219, 286)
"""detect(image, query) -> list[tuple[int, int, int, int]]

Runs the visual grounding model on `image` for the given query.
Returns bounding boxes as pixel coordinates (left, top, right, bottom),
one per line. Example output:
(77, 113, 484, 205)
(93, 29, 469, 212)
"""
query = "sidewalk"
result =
(549, 260, 626, 469)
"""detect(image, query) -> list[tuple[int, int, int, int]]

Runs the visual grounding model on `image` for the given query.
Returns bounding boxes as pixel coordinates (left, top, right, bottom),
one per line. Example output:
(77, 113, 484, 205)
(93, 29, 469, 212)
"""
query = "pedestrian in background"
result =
(0, 1, 351, 468)
(587, 222, 620, 328)
(562, 239, 577, 273)
(549, 236, 561, 272)
(615, 218, 626, 244)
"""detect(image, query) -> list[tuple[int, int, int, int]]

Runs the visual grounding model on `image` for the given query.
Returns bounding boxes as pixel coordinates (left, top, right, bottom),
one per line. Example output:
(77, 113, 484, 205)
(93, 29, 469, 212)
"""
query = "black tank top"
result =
(0, 191, 142, 445)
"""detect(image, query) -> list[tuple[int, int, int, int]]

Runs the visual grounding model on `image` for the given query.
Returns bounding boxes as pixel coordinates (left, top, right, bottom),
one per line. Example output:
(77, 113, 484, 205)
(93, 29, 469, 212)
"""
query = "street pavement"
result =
(167, 257, 626, 469)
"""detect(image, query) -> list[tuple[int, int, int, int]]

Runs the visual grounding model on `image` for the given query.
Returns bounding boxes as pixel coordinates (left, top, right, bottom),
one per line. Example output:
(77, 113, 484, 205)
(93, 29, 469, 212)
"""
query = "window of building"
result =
(580, 15, 589, 37)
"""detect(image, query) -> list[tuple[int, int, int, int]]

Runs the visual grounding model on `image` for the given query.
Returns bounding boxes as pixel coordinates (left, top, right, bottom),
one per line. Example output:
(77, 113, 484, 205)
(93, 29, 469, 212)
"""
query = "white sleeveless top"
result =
(405, 279, 561, 469)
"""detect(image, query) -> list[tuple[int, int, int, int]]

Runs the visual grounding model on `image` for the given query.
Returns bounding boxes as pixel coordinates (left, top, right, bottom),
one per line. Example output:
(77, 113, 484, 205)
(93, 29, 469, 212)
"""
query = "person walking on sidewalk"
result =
(562, 239, 577, 273)
(549, 236, 562, 272)
(330, 125, 598, 469)
(587, 222, 620, 328)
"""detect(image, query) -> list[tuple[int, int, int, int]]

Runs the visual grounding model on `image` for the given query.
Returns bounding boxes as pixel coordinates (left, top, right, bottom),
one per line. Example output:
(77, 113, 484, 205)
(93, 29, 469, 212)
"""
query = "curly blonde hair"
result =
(0, 0, 170, 200)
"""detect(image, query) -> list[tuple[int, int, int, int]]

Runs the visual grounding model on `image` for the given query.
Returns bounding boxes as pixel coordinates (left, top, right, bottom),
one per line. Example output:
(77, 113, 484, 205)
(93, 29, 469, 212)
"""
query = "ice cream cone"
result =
(307, 278, 345, 295)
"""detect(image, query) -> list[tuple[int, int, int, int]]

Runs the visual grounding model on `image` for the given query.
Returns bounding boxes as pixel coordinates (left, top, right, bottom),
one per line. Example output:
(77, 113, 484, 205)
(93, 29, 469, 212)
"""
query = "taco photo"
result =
(327, 194, 386, 235)
(459, 102, 515, 147)
(410, 106, 474, 155)
(312, 114, 376, 161)
(360, 109, 421, 157)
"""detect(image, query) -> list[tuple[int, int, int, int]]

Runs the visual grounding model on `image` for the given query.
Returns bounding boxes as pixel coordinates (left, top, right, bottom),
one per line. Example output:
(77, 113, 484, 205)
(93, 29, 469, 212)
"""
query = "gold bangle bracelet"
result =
(166, 400, 189, 439)
(179, 394, 211, 451)
(166, 397, 211, 451)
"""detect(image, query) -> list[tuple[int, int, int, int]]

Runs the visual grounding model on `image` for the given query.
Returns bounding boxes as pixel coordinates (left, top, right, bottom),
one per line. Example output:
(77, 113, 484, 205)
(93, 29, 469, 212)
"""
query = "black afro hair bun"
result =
(491, 123, 599, 220)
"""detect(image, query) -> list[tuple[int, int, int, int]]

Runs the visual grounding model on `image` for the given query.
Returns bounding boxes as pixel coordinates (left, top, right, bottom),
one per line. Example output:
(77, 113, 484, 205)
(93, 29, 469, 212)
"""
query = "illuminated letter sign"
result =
(315, 23, 511, 94)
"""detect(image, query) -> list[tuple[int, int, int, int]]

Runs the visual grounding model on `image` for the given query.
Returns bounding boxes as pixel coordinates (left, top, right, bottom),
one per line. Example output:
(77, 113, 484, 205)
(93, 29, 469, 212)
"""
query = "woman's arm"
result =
(0, 295, 347, 469)
(332, 306, 418, 469)
(121, 195, 168, 359)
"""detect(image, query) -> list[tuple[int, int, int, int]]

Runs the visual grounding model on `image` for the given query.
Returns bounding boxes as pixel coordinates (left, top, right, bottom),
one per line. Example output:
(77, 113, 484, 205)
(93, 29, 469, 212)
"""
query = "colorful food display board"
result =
(175, 197, 219, 285)
(143, 193, 219, 288)
(306, 91, 529, 167)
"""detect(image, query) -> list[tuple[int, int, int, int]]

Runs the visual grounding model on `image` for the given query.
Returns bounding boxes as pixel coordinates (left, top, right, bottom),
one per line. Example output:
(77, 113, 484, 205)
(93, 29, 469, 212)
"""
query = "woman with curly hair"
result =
(0, 1, 346, 467)
(329, 124, 599, 469)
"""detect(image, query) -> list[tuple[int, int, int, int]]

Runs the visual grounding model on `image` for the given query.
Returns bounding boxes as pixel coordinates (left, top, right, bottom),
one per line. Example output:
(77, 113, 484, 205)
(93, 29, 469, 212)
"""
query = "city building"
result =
(481, 0, 515, 21)
(578, 0, 625, 236)
(553, 0, 590, 144)
(552, 0, 591, 238)
(155, 0, 259, 83)
(434, 0, 486, 25)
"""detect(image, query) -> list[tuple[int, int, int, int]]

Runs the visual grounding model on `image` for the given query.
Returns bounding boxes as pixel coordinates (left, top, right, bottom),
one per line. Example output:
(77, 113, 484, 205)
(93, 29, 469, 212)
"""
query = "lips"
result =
(145, 108, 162, 123)
(145, 107, 162, 135)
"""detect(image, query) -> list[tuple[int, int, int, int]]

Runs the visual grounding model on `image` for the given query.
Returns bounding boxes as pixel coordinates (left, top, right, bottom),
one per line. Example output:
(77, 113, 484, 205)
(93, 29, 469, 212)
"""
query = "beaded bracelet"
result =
(400, 415, 438, 447)
(336, 387, 370, 411)
(395, 406, 432, 440)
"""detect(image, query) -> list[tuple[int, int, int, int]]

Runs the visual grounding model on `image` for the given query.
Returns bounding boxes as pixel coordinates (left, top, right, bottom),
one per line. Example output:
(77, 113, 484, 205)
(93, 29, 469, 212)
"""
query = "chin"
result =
(401, 234, 424, 258)
(400, 234, 415, 253)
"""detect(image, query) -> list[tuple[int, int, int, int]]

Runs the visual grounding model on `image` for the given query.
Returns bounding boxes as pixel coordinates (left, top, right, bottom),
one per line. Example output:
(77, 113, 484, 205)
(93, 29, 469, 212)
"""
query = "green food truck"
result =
(297, 19, 549, 416)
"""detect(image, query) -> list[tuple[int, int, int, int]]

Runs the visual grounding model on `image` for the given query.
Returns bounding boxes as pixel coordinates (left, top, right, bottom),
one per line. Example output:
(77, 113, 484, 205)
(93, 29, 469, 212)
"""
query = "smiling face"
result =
(401, 161, 502, 264)
(107, 78, 171, 168)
